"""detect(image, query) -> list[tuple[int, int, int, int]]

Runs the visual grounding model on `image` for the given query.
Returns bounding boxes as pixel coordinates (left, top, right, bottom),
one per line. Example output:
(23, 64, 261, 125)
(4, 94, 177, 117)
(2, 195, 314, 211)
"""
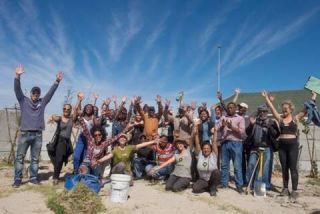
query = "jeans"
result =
(73, 133, 87, 174)
(133, 157, 153, 179)
(246, 147, 272, 190)
(14, 131, 42, 181)
(165, 174, 191, 192)
(81, 161, 105, 178)
(221, 141, 243, 188)
(192, 169, 220, 193)
(145, 164, 174, 179)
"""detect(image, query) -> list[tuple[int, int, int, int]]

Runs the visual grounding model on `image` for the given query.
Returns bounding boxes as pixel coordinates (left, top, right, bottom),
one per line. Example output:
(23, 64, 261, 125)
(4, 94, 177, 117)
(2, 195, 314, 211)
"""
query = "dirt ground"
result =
(0, 162, 319, 214)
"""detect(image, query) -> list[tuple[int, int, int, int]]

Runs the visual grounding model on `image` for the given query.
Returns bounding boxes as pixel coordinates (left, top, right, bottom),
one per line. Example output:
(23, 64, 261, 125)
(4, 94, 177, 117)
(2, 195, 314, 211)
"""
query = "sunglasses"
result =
(94, 133, 102, 137)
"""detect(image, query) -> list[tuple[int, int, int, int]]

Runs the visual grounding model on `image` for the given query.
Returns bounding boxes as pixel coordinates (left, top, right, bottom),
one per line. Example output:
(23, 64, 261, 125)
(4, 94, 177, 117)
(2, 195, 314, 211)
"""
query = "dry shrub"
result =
(47, 183, 106, 214)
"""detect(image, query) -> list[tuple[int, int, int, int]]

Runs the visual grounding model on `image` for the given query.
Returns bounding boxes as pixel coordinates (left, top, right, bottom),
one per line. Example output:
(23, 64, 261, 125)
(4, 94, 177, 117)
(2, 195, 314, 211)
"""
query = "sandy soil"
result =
(0, 162, 319, 214)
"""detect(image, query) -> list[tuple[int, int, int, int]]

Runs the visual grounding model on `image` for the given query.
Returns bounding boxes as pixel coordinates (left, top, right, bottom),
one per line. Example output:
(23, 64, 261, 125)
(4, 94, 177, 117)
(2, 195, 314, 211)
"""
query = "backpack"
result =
(65, 174, 101, 193)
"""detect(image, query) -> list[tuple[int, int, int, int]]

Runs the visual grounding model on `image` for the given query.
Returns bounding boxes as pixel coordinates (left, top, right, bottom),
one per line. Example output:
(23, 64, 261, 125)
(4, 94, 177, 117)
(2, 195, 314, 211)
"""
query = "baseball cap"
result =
(238, 102, 248, 109)
(31, 86, 41, 94)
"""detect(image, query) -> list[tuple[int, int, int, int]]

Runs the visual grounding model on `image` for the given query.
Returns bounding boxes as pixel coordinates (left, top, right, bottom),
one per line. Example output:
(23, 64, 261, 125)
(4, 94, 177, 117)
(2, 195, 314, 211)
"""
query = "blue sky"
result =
(1, 0, 320, 113)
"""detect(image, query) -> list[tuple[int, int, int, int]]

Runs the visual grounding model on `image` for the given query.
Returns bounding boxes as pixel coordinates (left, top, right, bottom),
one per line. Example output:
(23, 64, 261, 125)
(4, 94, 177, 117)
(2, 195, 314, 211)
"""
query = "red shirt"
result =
(152, 143, 174, 165)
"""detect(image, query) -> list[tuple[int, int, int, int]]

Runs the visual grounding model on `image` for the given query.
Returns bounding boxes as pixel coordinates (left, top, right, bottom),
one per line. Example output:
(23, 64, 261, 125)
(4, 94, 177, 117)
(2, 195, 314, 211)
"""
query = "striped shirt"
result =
(152, 143, 174, 165)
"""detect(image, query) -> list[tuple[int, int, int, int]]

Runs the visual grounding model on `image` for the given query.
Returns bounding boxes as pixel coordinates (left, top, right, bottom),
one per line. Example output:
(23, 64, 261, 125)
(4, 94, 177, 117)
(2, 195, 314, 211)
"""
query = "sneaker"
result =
(12, 180, 21, 188)
(29, 179, 41, 185)
(290, 190, 298, 201)
(279, 188, 290, 197)
(237, 187, 244, 195)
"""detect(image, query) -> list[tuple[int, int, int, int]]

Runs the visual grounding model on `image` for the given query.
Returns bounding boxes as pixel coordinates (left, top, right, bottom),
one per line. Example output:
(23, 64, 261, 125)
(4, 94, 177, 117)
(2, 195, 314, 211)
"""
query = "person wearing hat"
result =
(245, 104, 280, 191)
(93, 132, 160, 180)
(145, 135, 175, 180)
(13, 64, 63, 188)
(150, 139, 192, 192)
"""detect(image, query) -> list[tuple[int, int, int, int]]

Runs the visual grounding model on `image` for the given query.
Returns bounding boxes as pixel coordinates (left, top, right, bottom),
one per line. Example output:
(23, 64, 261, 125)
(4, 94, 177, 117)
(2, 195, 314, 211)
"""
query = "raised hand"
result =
(216, 91, 222, 100)
(15, 64, 24, 77)
(77, 92, 85, 101)
(155, 95, 162, 103)
(235, 88, 240, 94)
(104, 98, 111, 105)
(134, 96, 142, 105)
(201, 102, 207, 108)
(93, 93, 99, 100)
(261, 90, 268, 98)
(56, 71, 63, 82)
(191, 102, 197, 111)
(312, 91, 317, 100)
(112, 95, 117, 103)
(121, 96, 127, 103)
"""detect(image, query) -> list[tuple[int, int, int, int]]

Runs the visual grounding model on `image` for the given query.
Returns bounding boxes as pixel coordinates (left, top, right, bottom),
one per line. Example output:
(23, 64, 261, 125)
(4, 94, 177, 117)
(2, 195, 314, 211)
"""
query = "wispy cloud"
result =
(222, 7, 320, 75)
(106, 6, 143, 63)
(145, 12, 170, 50)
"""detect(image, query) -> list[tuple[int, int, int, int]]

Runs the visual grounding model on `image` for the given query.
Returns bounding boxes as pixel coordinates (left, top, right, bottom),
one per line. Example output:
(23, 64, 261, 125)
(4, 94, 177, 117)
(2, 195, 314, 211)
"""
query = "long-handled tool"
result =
(254, 147, 266, 197)
(245, 152, 260, 195)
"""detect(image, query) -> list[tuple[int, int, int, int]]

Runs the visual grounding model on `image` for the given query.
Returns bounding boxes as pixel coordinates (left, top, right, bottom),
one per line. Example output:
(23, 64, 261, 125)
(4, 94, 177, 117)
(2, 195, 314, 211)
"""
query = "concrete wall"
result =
(0, 108, 319, 174)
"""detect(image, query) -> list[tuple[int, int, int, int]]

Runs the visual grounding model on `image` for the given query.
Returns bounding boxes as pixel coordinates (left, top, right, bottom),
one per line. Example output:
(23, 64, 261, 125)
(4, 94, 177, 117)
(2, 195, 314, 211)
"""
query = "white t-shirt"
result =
(197, 151, 217, 181)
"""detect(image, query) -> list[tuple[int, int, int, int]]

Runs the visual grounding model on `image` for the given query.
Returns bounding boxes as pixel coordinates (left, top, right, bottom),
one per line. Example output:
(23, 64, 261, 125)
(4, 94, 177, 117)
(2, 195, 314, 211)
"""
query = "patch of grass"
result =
(47, 183, 106, 214)
(0, 160, 13, 168)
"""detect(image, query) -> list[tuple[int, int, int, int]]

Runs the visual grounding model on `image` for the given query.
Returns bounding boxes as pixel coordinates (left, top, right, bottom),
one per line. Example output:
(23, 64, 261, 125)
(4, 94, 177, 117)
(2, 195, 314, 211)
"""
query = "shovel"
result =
(245, 152, 260, 195)
(254, 148, 266, 197)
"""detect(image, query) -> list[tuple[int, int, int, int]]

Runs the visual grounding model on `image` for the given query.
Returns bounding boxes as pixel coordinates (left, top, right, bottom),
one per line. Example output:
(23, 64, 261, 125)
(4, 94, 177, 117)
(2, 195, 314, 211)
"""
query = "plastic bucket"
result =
(110, 174, 131, 203)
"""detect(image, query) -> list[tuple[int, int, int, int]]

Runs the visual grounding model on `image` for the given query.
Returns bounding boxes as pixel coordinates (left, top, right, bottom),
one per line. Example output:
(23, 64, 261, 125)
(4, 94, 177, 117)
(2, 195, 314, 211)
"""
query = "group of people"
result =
(12, 65, 316, 201)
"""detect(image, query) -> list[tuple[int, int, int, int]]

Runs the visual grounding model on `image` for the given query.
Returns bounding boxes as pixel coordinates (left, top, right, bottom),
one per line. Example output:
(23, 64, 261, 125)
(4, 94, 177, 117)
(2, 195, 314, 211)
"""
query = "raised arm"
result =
(95, 153, 113, 166)
(134, 96, 145, 121)
(135, 138, 158, 150)
(92, 93, 99, 107)
(114, 96, 127, 121)
(155, 95, 163, 119)
(211, 129, 218, 156)
(261, 90, 281, 122)
(42, 71, 63, 105)
(112, 95, 118, 110)
(232, 88, 240, 103)
(48, 115, 61, 124)
(217, 91, 228, 113)
(194, 127, 201, 155)
(163, 99, 173, 122)
(73, 92, 84, 120)
(14, 64, 25, 102)
(79, 116, 94, 144)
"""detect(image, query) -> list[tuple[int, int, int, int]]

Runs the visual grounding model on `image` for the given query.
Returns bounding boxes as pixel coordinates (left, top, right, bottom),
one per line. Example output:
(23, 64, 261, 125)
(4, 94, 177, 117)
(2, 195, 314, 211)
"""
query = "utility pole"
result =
(217, 45, 221, 92)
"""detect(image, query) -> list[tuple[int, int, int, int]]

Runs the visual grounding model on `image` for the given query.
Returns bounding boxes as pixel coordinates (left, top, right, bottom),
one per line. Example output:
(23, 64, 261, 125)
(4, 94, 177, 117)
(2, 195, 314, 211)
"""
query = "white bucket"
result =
(110, 174, 131, 203)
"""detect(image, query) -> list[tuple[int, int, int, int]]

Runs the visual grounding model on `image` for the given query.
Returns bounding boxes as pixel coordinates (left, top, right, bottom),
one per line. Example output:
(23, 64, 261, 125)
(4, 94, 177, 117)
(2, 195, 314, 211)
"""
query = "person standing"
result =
(13, 64, 63, 187)
(215, 102, 245, 194)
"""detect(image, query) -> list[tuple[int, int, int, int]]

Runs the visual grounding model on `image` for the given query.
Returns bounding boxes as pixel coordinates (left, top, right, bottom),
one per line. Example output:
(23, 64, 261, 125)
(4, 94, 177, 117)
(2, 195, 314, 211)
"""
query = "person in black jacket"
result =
(245, 104, 279, 191)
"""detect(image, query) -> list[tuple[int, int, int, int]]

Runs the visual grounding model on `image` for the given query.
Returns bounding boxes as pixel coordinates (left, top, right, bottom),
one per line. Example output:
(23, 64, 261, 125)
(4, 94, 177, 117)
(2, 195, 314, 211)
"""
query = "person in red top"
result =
(145, 135, 175, 180)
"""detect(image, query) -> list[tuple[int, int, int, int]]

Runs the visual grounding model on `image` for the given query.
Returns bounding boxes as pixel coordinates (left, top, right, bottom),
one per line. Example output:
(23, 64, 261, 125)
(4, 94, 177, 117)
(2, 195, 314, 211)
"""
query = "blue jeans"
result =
(81, 161, 104, 178)
(221, 141, 243, 188)
(14, 131, 42, 181)
(246, 147, 272, 189)
(145, 164, 174, 179)
(133, 157, 153, 178)
(73, 133, 87, 174)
